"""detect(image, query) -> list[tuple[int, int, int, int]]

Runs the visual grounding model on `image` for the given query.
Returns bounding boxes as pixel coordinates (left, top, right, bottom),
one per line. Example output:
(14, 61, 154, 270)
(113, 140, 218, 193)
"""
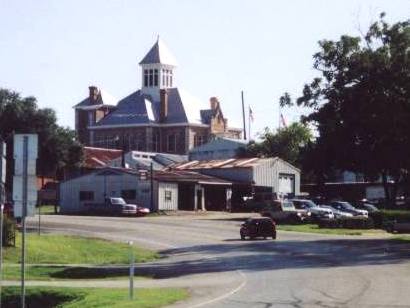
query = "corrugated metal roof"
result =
(171, 157, 276, 170)
(139, 38, 178, 66)
(154, 170, 231, 185)
(83, 147, 123, 169)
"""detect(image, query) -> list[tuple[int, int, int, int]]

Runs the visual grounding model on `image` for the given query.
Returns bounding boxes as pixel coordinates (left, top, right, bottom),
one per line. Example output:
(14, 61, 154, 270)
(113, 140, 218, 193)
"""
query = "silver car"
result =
(291, 199, 335, 219)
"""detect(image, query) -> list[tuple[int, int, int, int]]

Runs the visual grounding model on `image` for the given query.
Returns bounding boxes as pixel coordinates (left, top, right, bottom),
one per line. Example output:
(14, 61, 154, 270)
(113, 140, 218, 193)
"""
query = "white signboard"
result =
(13, 134, 38, 176)
(13, 200, 37, 217)
(13, 134, 38, 217)
(12, 175, 38, 202)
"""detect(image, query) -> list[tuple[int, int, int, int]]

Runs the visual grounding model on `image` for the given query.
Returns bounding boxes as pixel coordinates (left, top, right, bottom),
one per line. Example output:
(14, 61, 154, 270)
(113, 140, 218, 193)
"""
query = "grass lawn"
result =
(38, 205, 58, 214)
(277, 224, 387, 236)
(1, 287, 188, 308)
(392, 235, 410, 243)
(4, 233, 159, 265)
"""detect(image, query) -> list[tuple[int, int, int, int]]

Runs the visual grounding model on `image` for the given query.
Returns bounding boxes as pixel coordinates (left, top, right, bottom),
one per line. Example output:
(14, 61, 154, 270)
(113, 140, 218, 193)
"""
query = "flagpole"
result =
(241, 91, 247, 140)
(278, 101, 281, 130)
(248, 107, 251, 141)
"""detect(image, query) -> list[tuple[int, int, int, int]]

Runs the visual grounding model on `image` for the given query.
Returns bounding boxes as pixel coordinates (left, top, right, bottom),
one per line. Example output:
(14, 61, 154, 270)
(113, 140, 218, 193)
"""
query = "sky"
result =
(1, 0, 409, 138)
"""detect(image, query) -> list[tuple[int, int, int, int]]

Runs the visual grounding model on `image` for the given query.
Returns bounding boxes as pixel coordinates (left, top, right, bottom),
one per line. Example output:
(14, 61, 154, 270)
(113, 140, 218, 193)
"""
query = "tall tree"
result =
(238, 122, 313, 168)
(0, 88, 83, 193)
(280, 14, 410, 205)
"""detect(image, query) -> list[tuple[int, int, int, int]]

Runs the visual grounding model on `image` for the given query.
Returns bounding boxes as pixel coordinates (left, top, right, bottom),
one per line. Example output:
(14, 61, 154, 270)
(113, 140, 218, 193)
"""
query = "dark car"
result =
(329, 201, 368, 217)
(240, 217, 276, 240)
(260, 200, 309, 223)
(354, 201, 379, 213)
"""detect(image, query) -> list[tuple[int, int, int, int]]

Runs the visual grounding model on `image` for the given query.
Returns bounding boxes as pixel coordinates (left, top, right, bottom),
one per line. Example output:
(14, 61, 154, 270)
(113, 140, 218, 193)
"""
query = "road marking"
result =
(188, 270, 247, 308)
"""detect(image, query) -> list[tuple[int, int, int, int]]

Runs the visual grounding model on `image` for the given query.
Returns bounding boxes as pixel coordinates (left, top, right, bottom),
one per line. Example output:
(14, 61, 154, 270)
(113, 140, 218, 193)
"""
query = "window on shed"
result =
(79, 191, 94, 201)
(121, 189, 136, 200)
(164, 189, 172, 201)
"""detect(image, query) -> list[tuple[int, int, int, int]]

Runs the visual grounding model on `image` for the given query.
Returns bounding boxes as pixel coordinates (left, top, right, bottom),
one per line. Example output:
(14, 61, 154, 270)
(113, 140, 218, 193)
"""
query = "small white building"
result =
(59, 167, 232, 213)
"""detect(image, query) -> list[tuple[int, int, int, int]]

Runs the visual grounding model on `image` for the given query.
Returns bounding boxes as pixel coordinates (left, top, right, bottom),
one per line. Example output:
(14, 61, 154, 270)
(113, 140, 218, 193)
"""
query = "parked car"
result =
(353, 200, 380, 213)
(260, 200, 309, 223)
(136, 206, 150, 216)
(385, 221, 410, 234)
(243, 192, 278, 212)
(86, 197, 138, 216)
(320, 205, 354, 219)
(329, 201, 368, 217)
(291, 199, 334, 220)
(240, 217, 276, 240)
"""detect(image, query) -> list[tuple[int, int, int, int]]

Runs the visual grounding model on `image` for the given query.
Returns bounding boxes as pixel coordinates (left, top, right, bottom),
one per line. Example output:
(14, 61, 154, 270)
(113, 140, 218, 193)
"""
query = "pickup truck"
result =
(85, 197, 138, 216)
(260, 200, 310, 224)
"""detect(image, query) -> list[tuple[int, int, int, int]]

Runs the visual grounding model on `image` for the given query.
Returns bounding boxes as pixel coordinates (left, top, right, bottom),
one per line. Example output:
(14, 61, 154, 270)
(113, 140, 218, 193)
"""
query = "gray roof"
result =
(96, 91, 155, 126)
(200, 109, 214, 124)
(139, 38, 178, 66)
(93, 88, 205, 127)
(74, 89, 117, 109)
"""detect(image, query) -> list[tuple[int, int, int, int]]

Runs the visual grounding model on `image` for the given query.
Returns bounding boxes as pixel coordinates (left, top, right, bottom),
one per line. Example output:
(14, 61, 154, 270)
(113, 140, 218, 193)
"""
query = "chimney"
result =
(160, 89, 168, 122)
(210, 97, 219, 110)
(89, 86, 99, 104)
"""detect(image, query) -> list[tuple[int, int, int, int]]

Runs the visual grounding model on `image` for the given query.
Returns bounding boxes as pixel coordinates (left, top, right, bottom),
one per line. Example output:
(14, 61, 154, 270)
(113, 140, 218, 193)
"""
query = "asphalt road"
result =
(28, 213, 410, 308)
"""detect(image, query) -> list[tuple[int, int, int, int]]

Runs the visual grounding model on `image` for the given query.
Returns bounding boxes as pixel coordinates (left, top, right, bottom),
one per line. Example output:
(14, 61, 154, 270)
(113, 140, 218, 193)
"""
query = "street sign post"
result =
(128, 240, 134, 300)
(13, 134, 38, 308)
(0, 141, 6, 305)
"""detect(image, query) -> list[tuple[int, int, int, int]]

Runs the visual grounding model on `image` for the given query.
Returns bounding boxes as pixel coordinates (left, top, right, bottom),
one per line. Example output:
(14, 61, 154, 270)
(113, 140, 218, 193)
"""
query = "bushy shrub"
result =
(2, 216, 16, 247)
(318, 217, 374, 229)
(380, 210, 410, 223)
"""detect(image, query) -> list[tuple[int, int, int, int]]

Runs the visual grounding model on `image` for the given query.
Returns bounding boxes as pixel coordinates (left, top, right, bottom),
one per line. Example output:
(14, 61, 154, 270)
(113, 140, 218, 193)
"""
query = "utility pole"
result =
(241, 91, 247, 140)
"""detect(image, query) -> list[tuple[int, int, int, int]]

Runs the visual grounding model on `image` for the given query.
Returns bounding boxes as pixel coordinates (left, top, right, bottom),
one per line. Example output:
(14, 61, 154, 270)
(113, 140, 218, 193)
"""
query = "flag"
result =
(280, 113, 287, 128)
(249, 106, 254, 122)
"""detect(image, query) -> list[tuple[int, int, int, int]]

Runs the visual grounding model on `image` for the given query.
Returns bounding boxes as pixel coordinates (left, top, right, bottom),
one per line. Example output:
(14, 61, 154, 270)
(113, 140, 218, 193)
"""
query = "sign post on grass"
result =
(13, 134, 38, 308)
(0, 140, 7, 306)
(128, 240, 134, 300)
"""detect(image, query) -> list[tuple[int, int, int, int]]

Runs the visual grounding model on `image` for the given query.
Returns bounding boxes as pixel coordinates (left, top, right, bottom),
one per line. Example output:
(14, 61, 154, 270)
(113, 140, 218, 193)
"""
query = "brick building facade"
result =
(74, 38, 241, 155)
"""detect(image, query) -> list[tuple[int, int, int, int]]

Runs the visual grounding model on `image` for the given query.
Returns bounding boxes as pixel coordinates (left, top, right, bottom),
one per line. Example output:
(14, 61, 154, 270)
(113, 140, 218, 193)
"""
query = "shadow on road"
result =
(134, 238, 410, 279)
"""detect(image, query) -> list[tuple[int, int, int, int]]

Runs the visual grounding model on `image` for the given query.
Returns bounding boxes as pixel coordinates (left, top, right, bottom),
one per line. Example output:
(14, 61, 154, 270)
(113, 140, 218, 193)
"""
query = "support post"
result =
(0, 203, 4, 306)
(128, 240, 134, 300)
(21, 136, 28, 308)
(150, 162, 154, 211)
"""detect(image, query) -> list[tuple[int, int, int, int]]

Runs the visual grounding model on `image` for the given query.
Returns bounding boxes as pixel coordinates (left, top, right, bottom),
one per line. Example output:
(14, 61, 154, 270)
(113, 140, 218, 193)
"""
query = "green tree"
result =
(280, 14, 410, 205)
(0, 88, 83, 192)
(238, 122, 313, 168)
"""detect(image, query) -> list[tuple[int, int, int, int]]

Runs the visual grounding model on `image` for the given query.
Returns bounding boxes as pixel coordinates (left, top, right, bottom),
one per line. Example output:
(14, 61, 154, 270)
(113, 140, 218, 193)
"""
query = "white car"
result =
(291, 199, 335, 219)
(320, 205, 354, 218)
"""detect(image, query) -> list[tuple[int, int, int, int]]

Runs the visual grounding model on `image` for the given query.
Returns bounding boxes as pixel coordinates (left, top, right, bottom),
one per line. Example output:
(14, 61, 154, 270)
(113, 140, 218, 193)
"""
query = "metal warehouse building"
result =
(170, 157, 300, 208)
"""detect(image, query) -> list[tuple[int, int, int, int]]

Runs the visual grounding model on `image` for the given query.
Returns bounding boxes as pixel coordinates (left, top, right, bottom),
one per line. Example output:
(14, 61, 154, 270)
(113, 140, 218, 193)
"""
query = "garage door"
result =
(278, 174, 295, 195)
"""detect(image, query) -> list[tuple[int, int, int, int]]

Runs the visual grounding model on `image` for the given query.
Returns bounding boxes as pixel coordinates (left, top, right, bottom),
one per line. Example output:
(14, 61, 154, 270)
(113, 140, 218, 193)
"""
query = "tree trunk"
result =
(381, 171, 391, 208)
(391, 174, 402, 209)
